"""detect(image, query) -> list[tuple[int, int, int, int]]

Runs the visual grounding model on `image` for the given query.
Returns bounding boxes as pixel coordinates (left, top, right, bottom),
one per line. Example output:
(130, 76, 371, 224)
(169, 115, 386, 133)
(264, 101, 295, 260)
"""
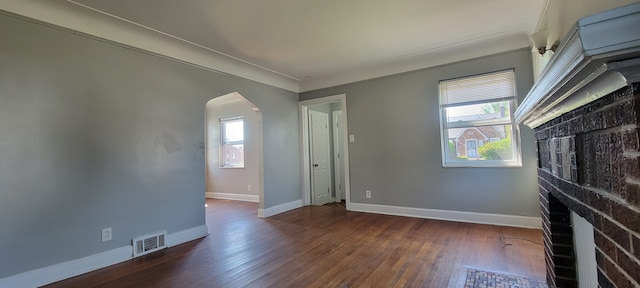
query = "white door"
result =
(310, 110, 331, 206)
(332, 111, 345, 201)
(466, 139, 477, 158)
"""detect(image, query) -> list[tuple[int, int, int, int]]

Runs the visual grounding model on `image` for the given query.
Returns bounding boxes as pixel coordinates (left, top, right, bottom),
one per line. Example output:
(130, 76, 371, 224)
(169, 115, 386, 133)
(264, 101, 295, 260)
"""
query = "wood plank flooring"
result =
(46, 199, 545, 287)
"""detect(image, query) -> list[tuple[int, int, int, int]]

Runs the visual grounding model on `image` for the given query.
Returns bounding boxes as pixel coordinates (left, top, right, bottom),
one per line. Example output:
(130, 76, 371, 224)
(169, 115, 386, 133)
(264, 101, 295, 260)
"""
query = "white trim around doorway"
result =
(299, 94, 351, 210)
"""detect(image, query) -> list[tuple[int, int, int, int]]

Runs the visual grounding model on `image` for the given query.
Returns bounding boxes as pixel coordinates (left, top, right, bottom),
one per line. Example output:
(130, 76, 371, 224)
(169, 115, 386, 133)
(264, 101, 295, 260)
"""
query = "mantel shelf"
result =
(515, 2, 640, 128)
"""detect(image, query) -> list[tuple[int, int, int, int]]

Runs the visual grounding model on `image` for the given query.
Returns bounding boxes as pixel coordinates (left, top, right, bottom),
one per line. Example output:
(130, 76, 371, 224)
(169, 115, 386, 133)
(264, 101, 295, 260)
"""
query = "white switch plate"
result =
(349, 135, 355, 142)
(102, 227, 112, 242)
(365, 190, 371, 198)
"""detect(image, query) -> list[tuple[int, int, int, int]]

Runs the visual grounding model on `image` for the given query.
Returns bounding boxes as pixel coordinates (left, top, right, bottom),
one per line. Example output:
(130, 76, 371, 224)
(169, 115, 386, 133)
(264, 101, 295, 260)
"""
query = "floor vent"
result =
(132, 231, 167, 257)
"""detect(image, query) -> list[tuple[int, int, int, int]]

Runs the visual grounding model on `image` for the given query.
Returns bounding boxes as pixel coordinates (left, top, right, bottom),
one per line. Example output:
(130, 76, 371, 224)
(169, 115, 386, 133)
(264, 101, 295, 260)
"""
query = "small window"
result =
(220, 117, 244, 168)
(439, 70, 521, 167)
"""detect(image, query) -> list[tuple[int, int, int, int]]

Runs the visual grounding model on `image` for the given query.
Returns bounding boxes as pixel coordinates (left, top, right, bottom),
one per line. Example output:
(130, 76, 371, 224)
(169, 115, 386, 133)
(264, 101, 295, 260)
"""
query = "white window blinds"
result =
(439, 70, 516, 107)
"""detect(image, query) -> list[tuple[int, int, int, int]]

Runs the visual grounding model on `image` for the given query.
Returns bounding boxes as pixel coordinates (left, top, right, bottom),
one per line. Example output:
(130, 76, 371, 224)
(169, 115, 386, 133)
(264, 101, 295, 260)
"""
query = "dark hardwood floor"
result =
(46, 199, 545, 287)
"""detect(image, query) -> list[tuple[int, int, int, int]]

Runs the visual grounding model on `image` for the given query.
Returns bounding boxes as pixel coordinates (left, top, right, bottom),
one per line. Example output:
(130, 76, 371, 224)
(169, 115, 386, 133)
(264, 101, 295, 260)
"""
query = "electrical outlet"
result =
(102, 227, 112, 242)
(365, 190, 371, 199)
(248, 184, 251, 191)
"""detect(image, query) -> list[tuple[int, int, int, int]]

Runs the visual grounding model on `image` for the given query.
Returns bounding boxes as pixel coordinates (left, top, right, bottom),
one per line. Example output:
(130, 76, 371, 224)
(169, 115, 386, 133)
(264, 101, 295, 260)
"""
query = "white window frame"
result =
(438, 70, 522, 167)
(220, 116, 244, 168)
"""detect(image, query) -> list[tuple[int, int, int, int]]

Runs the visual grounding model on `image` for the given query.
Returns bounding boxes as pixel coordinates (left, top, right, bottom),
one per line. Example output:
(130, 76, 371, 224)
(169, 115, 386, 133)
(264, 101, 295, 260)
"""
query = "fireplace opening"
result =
(543, 192, 577, 287)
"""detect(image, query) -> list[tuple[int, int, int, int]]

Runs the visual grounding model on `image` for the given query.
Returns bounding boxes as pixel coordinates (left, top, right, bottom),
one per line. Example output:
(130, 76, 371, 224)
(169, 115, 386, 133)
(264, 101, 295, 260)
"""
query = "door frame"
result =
(299, 94, 351, 210)
(332, 110, 343, 202)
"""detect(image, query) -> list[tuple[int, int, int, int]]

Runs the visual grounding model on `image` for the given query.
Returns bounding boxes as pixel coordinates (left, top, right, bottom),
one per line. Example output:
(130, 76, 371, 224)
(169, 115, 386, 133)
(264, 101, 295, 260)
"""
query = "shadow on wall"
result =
(205, 92, 263, 208)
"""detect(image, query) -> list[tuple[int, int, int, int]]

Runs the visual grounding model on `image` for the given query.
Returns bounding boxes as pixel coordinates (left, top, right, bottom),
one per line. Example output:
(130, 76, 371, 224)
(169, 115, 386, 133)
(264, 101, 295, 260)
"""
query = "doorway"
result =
(466, 139, 477, 158)
(300, 94, 351, 210)
(205, 92, 264, 216)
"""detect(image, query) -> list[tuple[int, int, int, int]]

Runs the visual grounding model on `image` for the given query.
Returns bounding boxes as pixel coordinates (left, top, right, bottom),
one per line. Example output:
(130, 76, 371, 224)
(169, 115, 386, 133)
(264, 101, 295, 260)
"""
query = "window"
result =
(439, 70, 521, 167)
(220, 117, 244, 168)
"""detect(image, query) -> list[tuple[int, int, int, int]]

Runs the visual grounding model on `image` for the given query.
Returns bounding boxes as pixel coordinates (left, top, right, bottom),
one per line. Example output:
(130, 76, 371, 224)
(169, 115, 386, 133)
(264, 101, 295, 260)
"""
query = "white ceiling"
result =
(67, 0, 547, 91)
(4, 0, 549, 91)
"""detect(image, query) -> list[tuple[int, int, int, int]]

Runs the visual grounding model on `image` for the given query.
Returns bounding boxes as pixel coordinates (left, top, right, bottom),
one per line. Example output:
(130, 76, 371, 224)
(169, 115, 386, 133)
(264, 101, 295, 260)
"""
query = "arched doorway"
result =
(205, 92, 264, 215)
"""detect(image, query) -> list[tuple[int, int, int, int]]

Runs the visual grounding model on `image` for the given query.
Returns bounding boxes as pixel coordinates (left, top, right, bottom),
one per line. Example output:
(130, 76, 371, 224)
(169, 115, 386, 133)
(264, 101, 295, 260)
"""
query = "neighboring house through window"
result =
(439, 70, 521, 167)
(220, 116, 244, 168)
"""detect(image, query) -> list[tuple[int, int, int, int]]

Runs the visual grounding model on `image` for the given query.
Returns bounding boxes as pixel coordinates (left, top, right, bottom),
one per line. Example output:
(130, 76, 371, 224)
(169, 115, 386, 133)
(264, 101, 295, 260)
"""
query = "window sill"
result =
(443, 161, 522, 168)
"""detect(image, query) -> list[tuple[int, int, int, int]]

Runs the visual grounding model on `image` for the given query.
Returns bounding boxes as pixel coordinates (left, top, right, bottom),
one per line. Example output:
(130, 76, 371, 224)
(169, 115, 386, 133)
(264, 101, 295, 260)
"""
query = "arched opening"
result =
(205, 92, 263, 215)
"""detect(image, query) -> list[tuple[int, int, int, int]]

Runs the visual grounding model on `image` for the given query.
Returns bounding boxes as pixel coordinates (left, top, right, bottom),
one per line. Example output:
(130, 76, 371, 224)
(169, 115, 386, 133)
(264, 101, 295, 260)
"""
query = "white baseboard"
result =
(0, 246, 132, 288)
(0, 225, 209, 288)
(167, 224, 209, 247)
(206, 192, 259, 202)
(258, 199, 303, 218)
(349, 203, 542, 229)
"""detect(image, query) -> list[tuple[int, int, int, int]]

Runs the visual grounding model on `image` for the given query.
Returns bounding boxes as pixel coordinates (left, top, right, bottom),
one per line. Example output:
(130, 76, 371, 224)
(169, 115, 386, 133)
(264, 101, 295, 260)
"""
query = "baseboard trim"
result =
(167, 224, 209, 247)
(0, 225, 209, 287)
(206, 192, 259, 202)
(0, 246, 132, 288)
(258, 199, 303, 218)
(349, 203, 542, 229)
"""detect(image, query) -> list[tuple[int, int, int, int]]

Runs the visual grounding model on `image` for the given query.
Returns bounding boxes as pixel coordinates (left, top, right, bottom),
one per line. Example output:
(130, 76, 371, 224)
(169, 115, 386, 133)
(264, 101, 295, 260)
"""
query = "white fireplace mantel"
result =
(515, 2, 640, 128)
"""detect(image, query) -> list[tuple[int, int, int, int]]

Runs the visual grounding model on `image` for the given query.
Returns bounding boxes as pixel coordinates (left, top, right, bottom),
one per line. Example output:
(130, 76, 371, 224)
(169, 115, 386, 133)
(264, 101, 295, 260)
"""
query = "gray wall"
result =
(0, 13, 299, 278)
(301, 48, 540, 217)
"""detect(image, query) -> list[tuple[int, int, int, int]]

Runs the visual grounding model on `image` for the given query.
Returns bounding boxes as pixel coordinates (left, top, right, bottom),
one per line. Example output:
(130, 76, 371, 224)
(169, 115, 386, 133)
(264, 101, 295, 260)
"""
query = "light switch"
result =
(349, 135, 355, 142)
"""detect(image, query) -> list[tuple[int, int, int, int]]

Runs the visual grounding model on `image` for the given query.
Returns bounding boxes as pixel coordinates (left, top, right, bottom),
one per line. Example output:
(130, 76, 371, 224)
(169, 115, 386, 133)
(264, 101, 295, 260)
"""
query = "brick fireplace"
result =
(536, 85, 640, 287)
(515, 3, 640, 288)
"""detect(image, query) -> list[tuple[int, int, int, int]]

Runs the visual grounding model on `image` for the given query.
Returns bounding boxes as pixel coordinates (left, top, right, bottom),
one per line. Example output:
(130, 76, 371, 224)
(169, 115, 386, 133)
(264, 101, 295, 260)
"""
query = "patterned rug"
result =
(448, 266, 548, 288)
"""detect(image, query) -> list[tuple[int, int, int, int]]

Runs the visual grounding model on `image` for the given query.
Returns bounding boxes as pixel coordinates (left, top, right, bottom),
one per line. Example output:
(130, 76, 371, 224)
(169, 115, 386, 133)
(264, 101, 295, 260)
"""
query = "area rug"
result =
(448, 266, 548, 288)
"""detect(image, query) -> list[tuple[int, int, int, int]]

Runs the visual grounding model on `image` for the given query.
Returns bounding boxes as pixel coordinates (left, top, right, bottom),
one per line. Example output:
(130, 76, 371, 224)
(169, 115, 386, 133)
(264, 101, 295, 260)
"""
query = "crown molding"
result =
(299, 33, 531, 92)
(1, 1, 554, 94)
(0, 0, 301, 92)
